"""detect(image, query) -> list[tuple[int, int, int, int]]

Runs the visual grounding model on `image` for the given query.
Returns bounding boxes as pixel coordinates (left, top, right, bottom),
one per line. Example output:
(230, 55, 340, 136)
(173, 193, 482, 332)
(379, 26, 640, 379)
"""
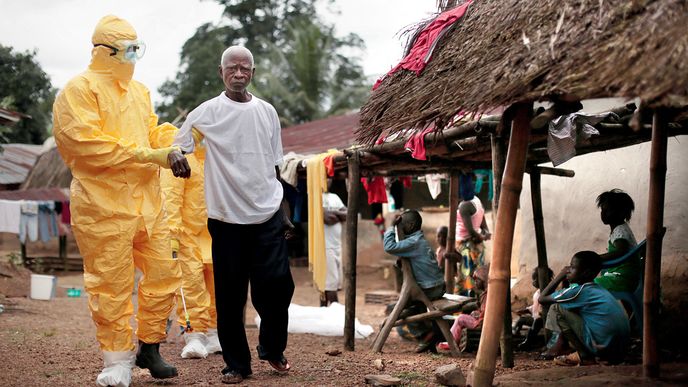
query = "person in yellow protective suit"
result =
(160, 128, 221, 359)
(52, 15, 182, 387)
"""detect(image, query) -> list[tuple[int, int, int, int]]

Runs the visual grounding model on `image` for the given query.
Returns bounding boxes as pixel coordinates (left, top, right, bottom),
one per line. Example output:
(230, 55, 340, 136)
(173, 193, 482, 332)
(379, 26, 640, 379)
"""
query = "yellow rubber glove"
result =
(133, 146, 180, 168)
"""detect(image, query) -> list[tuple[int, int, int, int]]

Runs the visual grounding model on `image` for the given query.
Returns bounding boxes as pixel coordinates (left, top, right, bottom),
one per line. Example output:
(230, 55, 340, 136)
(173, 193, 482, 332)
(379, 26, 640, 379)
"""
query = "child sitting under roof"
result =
(513, 267, 554, 351)
(539, 251, 630, 366)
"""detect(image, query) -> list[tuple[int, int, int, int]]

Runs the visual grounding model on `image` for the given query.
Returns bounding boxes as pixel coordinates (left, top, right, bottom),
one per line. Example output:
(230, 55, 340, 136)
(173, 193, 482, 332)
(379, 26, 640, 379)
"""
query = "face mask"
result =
(94, 40, 146, 63)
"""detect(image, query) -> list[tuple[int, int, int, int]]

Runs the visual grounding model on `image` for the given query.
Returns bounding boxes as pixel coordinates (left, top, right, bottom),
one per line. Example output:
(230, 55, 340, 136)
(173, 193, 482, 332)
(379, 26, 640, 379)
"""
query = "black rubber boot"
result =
(136, 341, 178, 379)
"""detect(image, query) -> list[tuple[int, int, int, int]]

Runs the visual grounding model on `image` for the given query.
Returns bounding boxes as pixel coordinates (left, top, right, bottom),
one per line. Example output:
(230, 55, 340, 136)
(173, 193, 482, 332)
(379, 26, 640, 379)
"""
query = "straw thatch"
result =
(21, 147, 72, 189)
(358, 0, 688, 144)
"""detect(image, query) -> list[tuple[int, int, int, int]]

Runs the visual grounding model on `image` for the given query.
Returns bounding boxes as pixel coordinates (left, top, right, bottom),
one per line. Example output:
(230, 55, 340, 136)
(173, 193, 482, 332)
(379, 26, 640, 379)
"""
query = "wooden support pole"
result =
(643, 110, 668, 378)
(530, 171, 552, 292)
(528, 166, 575, 178)
(491, 118, 513, 369)
(473, 103, 532, 386)
(343, 151, 362, 351)
(445, 172, 459, 293)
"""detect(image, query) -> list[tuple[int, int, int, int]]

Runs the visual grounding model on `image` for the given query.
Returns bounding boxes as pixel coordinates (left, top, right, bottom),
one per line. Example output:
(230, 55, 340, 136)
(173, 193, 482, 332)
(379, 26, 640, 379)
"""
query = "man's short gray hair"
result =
(220, 46, 254, 68)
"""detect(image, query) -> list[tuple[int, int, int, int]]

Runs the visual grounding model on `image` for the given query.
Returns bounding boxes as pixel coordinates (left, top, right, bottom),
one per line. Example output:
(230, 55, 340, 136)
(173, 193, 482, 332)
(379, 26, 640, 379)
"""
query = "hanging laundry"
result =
(322, 154, 337, 177)
(548, 112, 616, 166)
(474, 169, 494, 201)
(373, 1, 473, 90)
(361, 176, 388, 204)
(404, 126, 435, 160)
(61, 201, 71, 225)
(306, 149, 339, 292)
(19, 201, 39, 244)
(280, 152, 309, 188)
(399, 176, 412, 188)
(37, 202, 59, 243)
(0, 199, 22, 234)
(426, 173, 444, 200)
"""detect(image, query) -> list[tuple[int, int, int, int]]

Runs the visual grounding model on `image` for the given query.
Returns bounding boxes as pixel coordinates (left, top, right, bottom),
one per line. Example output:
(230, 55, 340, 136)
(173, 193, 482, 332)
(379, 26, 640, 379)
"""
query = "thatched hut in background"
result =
(348, 0, 687, 384)
(360, 0, 687, 142)
(21, 146, 72, 190)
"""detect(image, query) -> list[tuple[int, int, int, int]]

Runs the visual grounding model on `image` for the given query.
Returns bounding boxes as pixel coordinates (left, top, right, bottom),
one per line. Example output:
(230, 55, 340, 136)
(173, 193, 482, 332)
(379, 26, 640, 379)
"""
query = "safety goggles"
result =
(95, 39, 146, 63)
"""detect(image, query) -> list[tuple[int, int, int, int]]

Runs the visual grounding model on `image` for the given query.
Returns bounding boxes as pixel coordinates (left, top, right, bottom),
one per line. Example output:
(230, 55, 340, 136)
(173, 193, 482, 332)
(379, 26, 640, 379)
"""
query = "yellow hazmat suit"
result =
(53, 15, 181, 353)
(160, 132, 216, 332)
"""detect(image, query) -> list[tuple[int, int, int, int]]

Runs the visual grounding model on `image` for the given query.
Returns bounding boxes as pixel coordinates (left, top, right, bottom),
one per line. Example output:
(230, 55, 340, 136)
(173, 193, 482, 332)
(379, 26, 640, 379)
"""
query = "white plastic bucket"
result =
(30, 274, 56, 300)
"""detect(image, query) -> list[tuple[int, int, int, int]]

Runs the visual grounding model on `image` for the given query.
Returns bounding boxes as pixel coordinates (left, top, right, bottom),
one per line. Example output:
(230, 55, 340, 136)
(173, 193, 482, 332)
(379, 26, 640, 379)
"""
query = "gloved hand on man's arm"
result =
(132, 146, 180, 168)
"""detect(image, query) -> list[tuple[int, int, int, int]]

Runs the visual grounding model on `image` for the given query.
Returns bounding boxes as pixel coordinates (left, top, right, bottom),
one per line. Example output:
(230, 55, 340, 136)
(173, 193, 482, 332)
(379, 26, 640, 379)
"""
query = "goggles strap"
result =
(94, 43, 119, 56)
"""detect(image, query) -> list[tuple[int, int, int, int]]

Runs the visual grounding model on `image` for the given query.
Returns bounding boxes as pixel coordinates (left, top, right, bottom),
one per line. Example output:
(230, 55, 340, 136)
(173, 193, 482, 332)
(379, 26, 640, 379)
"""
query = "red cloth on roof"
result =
(373, 1, 472, 90)
(323, 154, 336, 177)
(361, 177, 388, 204)
(404, 126, 435, 160)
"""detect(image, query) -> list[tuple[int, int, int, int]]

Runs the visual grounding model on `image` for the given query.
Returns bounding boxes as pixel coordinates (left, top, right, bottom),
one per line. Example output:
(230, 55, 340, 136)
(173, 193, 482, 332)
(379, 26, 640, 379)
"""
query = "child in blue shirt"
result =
(539, 251, 630, 365)
(383, 209, 445, 353)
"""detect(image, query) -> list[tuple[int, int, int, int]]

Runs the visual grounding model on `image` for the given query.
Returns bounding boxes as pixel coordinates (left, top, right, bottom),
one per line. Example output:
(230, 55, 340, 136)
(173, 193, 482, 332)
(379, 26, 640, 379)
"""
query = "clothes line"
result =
(0, 199, 70, 243)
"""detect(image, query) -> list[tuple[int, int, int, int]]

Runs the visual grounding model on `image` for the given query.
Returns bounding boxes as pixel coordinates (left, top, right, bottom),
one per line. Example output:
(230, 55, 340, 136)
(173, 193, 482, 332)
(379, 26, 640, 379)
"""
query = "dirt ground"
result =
(0, 264, 686, 386)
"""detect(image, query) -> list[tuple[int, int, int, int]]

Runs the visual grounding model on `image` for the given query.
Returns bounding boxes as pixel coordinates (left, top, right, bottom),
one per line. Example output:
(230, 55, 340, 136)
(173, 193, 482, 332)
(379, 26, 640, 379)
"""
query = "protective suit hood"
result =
(89, 15, 138, 88)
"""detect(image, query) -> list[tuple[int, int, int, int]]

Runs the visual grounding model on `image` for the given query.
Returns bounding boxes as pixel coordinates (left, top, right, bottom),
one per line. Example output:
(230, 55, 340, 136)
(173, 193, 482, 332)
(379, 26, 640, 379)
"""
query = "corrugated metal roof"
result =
(0, 107, 28, 125)
(282, 112, 359, 155)
(0, 144, 44, 185)
(0, 187, 69, 201)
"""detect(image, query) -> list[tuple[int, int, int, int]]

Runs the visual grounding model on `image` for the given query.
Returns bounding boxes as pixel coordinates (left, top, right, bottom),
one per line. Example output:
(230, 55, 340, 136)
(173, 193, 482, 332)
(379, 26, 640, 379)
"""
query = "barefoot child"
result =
(539, 251, 630, 365)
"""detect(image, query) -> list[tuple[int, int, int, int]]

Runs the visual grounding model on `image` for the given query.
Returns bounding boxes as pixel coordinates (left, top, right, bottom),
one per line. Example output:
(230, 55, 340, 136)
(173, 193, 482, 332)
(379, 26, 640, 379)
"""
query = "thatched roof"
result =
(358, 0, 688, 144)
(21, 147, 72, 189)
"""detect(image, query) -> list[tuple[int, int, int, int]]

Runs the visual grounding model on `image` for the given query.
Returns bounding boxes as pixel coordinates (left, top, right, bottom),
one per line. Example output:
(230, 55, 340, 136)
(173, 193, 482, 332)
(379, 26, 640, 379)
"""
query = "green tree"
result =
(0, 45, 55, 144)
(254, 17, 369, 126)
(157, 0, 370, 125)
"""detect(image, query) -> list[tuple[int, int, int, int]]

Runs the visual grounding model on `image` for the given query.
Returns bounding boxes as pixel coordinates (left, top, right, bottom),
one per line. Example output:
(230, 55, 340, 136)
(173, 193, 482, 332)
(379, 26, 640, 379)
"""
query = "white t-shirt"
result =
(174, 92, 284, 224)
(323, 192, 345, 250)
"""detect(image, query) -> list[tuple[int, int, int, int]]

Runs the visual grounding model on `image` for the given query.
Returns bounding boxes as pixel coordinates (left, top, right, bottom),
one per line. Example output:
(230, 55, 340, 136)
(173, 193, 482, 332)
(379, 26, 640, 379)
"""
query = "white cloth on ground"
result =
(255, 302, 374, 339)
(547, 112, 617, 166)
(0, 199, 22, 233)
(96, 350, 135, 387)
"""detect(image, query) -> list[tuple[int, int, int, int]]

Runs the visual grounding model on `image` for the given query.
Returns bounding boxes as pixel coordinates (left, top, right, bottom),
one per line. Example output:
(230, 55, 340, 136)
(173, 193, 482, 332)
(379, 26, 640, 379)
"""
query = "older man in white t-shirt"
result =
(168, 46, 294, 385)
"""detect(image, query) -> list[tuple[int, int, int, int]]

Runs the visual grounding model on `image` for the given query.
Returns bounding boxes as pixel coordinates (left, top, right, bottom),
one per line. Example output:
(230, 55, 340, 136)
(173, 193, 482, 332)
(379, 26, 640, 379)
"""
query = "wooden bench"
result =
(371, 257, 470, 357)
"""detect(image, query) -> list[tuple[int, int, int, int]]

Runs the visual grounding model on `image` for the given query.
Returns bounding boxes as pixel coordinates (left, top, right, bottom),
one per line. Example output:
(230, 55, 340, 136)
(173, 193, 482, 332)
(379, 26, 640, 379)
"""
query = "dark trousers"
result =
(208, 210, 295, 376)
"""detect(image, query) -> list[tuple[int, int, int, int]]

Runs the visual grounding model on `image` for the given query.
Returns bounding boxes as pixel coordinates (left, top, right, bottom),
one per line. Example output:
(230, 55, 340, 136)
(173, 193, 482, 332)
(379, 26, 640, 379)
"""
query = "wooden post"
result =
(445, 172, 459, 293)
(343, 151, 361, 351)
(530, 171, 552, 292)
(60, 235, 68, 271)
(20, 242, 27, 266)
(643, 110, 668, 378)
(473, 103, 531, 386)
(491, 122, 514, 368)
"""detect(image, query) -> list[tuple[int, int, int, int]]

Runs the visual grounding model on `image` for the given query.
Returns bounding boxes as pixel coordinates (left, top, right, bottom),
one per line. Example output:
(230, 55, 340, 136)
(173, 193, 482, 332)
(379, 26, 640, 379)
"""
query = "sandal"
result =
(554, 352, 597, 366)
